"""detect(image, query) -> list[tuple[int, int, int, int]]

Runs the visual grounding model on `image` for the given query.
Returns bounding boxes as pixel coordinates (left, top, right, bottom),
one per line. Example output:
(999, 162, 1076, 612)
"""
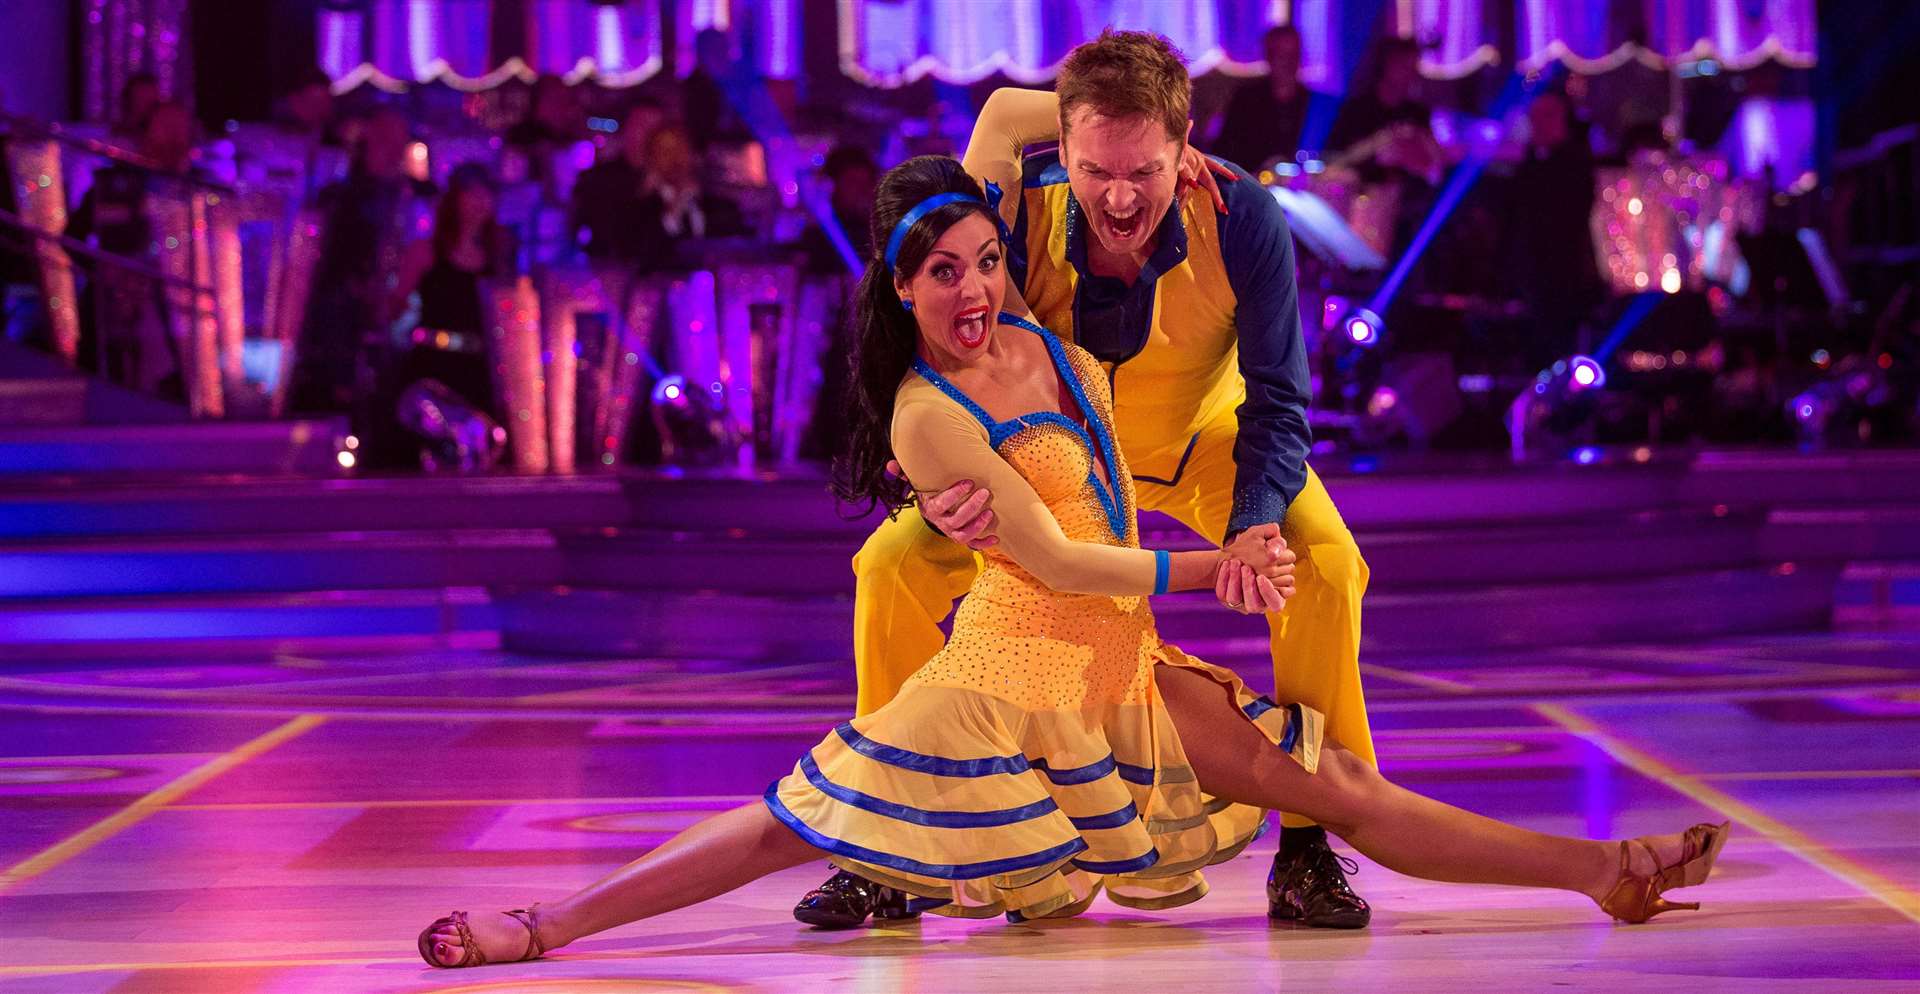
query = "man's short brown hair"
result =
(1055, 29, 1192, 145)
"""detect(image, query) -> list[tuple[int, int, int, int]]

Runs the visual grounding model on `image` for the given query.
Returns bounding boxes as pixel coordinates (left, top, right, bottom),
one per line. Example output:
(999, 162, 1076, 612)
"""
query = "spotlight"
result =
(1507, 355, 1611, 460)
(1784, 354, 1897, 449)
(1342, 307, 1383, 347)
(652, 374, 688, 406)
(650, 373, 733, 467)
(1568, 355, 1605, 391)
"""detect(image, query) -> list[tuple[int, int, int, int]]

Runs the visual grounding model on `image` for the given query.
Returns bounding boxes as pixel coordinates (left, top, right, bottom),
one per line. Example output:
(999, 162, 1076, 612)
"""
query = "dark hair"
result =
(287, 66, 333, 96)
(622, 97, 665, 122)
(1263, 24, 1300, 47)
(120, 71, 159, 104)
(1380, 36, 1422, 64)
(118, 71, 161, 129)
(1353, 36, 1423, 101)
(431, 163, 507, 272)
(823, 144, 877, 183)
(831, 155, 1000, 518)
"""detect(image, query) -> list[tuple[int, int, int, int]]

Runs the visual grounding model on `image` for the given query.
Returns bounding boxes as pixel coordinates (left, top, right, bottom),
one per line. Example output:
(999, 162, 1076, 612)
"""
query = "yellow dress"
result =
(767, 314, 1324, 920)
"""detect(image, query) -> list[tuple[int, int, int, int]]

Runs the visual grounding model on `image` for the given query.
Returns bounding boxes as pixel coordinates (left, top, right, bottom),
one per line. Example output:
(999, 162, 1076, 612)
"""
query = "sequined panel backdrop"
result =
(82, 0, 192, 120)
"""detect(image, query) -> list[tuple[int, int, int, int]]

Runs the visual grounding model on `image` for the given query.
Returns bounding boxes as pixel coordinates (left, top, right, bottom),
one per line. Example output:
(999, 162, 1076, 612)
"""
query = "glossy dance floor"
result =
(3, 629, 1919, 993)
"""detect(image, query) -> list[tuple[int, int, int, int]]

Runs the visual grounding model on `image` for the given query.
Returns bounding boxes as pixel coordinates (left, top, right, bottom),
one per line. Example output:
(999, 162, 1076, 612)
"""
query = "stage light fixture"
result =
(1342, 307, 1383, 347)
(652, 375, 688, 406)
(1568, 355, 1605, 391)
(1508, 355, 1611, 460)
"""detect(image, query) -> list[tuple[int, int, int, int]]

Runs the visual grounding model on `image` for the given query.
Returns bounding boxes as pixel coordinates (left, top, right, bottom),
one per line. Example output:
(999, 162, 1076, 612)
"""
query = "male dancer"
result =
(797, 30, 1377, 929)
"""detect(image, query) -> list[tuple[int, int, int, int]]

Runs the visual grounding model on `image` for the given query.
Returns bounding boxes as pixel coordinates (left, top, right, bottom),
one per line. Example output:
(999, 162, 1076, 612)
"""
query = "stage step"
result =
(0, 529, 561, 598)
(4, 502, 1780, 602)
(0, 587, 499, 659)
(0, 474, 631, 540)
(0, 557, 1852, 664)
(551, 505, 1776, 596)
(495, 561, 1839, 660)
(0, 421, 346, 476)
(1, 452, 1914, 662)
(0, 378, 86, 425)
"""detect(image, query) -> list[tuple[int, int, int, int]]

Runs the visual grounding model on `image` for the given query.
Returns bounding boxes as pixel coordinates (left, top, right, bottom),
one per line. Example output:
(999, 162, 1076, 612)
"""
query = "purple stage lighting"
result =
(1568, 356, 1605, 391)
(1343, 308, 1383, 347)
(653, 375, 688, 406)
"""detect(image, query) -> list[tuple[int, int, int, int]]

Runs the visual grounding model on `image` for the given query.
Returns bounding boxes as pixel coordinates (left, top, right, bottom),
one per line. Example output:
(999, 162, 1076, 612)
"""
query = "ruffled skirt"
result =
(765, 645, 1324, 920)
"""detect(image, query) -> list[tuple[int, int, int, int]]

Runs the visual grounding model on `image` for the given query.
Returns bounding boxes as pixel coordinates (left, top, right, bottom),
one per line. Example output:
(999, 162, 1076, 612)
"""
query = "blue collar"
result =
(909, 313, 1129, 544)
(1063, 190, 1189, 286)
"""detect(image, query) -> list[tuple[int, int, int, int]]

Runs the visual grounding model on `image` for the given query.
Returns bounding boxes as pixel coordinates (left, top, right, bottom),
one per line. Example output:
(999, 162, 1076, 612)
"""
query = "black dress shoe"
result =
(1267, 839, 1371, 928)
(792, 869, 923, 929)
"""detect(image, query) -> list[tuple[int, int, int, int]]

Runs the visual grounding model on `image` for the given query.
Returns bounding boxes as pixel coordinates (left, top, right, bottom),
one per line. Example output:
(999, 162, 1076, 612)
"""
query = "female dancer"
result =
(417, 156, 1726, 968)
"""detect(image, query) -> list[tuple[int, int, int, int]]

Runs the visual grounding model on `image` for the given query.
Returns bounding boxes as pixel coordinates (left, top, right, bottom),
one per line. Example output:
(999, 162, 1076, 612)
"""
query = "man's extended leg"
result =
(794, 504, 977, 927)
(1260, 463, 1376, 926)
(1137, 425, 1376, 928)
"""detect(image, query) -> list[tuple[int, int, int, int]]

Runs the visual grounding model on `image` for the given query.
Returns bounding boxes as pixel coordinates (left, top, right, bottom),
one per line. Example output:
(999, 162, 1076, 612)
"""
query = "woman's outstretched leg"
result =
(1156, 664, 1687, 907)
(423, 801, 821, 966)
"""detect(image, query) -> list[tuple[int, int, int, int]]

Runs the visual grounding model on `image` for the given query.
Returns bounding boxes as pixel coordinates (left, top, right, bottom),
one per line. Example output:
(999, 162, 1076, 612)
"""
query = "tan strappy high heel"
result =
(1599, 822, 1731, 923)
(417, 904, 548, 968)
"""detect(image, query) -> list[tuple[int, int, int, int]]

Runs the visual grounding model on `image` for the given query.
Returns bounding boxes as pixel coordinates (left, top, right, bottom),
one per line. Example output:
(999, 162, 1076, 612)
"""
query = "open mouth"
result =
(953, 306, 991, 349)
(1101, 204, 1145, 242)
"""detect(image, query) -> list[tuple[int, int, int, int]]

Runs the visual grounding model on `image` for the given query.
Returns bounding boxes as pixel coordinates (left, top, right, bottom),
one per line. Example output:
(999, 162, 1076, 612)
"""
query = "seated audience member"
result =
(797, 144, 877, 274)
(681, 28, 751, 151)
(292, 108, 437, 417)
(570, 99, 668, 262)
(384, 162, 513, 467)
(795, 144, 878, 460)
(1213, 25, 1332, 170)
(0, 88, 31, 299)
(68, 101, 199, 244)
(110, 71, 160, 142)
(66, 101, 204, 393)
(1508, 87, 1602, 360)
(505, 74, 586, 189)
(1326, 37, 1440, 182)
(626, 123, 749, 272)
(1326, 37, 1443, 260)
(277, 67, 341, 147)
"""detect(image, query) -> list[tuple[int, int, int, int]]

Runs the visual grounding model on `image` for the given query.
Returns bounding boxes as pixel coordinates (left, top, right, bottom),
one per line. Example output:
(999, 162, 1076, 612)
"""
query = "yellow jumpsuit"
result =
(850, 94, 1375, 830)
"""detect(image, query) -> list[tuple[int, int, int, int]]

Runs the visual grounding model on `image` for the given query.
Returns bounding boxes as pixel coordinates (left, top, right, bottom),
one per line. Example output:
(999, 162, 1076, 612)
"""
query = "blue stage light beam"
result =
(1592, 291, 1664, 364)
(1363, 69, 1558, 319)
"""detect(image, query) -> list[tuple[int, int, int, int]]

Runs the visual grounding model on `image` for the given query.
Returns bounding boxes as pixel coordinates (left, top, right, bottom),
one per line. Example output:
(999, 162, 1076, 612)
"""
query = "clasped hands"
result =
(905, 464, 1296, 616)
(1216, 522, 1294, 615)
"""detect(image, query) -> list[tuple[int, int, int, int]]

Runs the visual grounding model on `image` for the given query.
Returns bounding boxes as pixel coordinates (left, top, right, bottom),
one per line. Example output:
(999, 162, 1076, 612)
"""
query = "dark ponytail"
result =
(831, 156, 1000, 519)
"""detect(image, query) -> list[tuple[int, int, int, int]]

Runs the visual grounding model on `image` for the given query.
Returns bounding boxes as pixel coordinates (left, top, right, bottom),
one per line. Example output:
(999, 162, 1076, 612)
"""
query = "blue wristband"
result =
(1152, 549, 1171, 595)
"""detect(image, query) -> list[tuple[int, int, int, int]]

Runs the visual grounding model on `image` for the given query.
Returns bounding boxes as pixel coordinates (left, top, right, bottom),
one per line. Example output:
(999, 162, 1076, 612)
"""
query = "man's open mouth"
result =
(1102, 205, 1145, 241)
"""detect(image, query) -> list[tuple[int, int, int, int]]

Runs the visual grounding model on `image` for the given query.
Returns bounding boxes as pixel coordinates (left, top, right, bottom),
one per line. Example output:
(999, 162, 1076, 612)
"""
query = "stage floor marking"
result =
(1533, 702, 1920, 925)
(1359, 662, 1474, 692)
(0, 713, 326, 893)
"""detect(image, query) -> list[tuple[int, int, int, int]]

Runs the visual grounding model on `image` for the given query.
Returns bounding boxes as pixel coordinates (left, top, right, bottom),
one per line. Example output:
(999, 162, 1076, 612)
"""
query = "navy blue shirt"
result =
(1011, 152, 1312, 539)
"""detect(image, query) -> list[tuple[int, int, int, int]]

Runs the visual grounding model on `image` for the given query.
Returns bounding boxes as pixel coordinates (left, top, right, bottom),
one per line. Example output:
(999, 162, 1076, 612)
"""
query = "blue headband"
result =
(882, 182, 1008, 270)
(883, 192, 977, 270)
